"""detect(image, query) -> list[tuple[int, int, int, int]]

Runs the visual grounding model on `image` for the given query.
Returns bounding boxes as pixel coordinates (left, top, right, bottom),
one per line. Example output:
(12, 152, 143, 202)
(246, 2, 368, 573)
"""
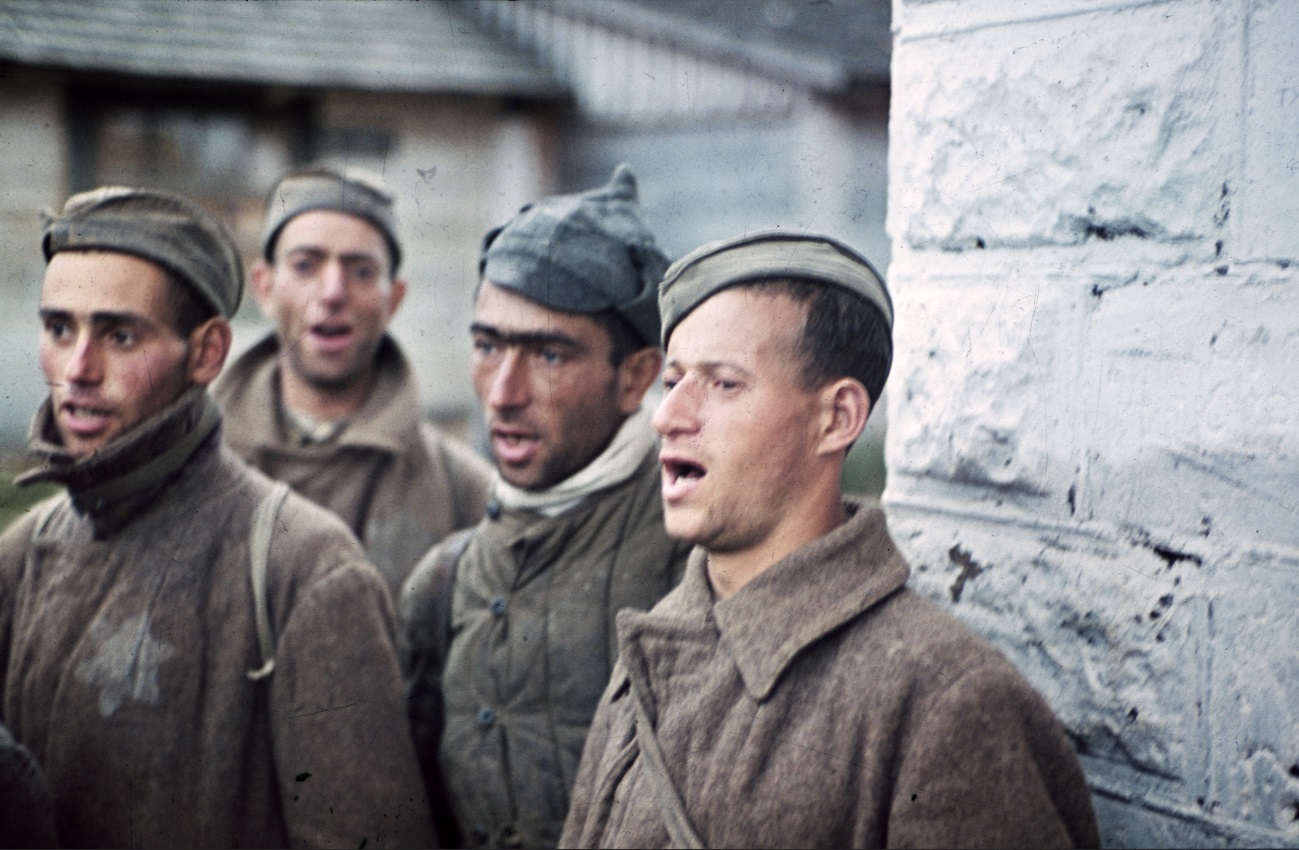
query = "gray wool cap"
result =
(42, 186, 244, 319)
(658, 229, 893, 346)
(262, 165, 401, 271)
(479, 163, 668, 347)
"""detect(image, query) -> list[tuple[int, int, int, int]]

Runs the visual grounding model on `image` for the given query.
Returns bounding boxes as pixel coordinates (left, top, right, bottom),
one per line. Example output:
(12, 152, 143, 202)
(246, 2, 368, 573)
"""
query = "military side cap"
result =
(262, 165, 401, 271)
(480, 163, 667, 347)
(42, 186, 244, 319)
(658, 230, 893, 346)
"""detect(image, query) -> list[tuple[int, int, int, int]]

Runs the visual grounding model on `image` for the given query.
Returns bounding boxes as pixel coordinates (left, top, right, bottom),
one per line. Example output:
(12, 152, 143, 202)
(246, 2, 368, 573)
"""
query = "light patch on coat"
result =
(75, 613, 177, 717)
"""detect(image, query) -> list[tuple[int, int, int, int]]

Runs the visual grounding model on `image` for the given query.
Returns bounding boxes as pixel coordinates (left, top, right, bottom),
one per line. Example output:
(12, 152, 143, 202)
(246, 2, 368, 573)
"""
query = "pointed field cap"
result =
(262, 165, 402, 271)
(658, 230, 893, 346)
(42, 186, 244, 318)
(479, 163, 668, 346)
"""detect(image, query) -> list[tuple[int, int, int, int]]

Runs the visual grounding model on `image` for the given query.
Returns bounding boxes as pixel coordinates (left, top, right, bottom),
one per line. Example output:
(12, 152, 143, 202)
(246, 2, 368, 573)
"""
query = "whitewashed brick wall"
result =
(885, 0, 1299, 845)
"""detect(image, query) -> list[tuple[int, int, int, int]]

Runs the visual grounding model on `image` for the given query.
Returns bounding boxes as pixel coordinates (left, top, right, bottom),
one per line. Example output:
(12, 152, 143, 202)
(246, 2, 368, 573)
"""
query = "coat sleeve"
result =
(397, 534, 471, 846)
(886, 663, 1100, 849)
(0, 509, 43, 714)
(559, 668, 635, 849)
(268, 518, 438, 850)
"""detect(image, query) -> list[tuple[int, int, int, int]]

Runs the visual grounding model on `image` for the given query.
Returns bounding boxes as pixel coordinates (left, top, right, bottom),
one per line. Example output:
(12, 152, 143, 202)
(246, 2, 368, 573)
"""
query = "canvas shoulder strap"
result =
(427, 527, 474, 668)
(247, 481, 290, 682)
(627, 674, 706, 849)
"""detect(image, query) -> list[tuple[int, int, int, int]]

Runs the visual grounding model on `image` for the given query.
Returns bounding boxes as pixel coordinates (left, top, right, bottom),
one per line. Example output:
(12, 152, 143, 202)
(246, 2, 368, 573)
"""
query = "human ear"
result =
(386, 276, 408, 319)
(817, 378, 870, 457)
(616, 347, 664, 415)
(186, 317, 232, 385)
(250, 259, 276, 319)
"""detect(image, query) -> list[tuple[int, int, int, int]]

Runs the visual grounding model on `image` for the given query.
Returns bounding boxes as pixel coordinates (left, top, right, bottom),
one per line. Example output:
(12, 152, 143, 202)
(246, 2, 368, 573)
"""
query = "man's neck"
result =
(279, 367, 372, 422)
(707, 485, 848, 600)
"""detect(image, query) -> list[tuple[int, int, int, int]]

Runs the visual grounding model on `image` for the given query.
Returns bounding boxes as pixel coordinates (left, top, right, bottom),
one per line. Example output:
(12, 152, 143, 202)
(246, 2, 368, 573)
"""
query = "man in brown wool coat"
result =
(215, 165, 491, 600)
(561, 231, 1101, 849)
(0, 187, 434, 848)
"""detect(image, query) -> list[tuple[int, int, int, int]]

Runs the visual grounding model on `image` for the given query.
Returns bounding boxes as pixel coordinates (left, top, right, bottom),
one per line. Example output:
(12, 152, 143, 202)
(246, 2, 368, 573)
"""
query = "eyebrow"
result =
(39, 307, 154, 329)
(663, 358, 754, 380)
(282, 245, 382, 265)
(470, 322, 585, 351)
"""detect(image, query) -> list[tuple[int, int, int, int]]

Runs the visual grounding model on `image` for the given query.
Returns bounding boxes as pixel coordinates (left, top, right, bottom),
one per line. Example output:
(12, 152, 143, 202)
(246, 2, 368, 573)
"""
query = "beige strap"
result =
(628, 677, 705, 849)
(247, 482, 290, 682)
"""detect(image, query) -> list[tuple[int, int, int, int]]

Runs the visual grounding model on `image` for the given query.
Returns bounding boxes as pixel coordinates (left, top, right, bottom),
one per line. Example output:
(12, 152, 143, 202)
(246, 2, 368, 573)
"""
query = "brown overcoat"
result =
(215, 334, 492, 598)
(0, 394, 435, 848)
(402, 449, 691, 848)
(561, 501, 1100, 849)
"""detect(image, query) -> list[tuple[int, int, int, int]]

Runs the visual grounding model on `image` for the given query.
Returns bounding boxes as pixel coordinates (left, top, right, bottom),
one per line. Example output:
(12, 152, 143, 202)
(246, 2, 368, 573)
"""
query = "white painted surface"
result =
(887, 0, 1299, 844)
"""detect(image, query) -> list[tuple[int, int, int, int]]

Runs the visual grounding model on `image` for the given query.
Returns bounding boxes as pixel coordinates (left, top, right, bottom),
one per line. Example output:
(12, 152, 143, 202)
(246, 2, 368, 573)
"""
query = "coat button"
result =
(477, 706, 496, 728)
(486, 499, 501, 520)
(490, 596, 507, 617)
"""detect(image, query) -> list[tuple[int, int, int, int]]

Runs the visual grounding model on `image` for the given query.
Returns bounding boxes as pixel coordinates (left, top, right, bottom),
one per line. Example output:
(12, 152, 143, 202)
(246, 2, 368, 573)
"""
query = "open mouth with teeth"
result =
(491, 429, 541, 466)
(664, 459, 706, 483)
(308, 322, 355, 353)
(60, 402, 114, 436)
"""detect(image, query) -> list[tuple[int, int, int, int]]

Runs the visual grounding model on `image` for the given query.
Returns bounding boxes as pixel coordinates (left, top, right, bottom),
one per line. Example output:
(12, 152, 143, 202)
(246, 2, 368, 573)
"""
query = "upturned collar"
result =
(617, 499, 911, 703)
(216, 333, 419, 457)
(17, 387, 221, 535)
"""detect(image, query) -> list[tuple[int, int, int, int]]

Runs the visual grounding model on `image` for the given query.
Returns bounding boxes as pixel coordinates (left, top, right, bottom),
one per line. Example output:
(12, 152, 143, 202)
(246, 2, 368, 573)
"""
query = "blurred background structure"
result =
(0, 0, 892, 493)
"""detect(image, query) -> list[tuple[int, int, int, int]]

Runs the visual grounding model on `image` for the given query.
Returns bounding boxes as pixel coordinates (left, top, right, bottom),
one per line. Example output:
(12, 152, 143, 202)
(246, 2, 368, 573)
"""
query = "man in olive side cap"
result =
(563, 231, 1100, 848)
(215, 165, 491, 600)
(0, 187, 435, 848)
(400, 165, 691, 849)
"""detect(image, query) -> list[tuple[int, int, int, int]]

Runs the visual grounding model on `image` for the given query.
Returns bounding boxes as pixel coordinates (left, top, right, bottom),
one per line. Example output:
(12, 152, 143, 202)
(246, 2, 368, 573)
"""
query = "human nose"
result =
(487, 349, 531, 410)
(317, 260, 348, 306)
(652, 378, 699, 437)
(63, 333, 102, 386)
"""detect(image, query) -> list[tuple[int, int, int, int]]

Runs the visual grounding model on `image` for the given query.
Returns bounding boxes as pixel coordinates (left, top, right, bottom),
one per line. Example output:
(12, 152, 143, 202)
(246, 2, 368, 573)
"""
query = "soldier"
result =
(215, 165, 491, 598)
(0, 188, 434, 847)
(563, 231, 1100, 848)
(401, 165, 691, 848)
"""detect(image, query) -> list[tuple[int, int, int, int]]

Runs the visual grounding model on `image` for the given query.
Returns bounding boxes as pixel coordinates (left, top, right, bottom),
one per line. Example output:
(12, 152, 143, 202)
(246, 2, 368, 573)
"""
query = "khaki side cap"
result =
(658, 230, 892, 346)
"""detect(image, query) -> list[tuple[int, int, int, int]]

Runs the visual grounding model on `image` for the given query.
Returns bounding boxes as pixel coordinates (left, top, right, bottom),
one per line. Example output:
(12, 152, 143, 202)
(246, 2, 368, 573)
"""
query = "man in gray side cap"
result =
(563, 231, 1100, 848)
(0, 187, 434, 847)
(215, 165, 492, 600)
(401, 165, 691, 849)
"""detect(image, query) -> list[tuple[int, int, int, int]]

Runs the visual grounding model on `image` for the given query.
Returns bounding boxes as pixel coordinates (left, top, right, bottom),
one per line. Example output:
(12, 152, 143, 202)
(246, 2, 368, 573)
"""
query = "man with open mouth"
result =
(401, 164, 692, 849)
(0, 187, 433, 846)
(215, 165, 491, 600)
(562, 231, 1100, 848)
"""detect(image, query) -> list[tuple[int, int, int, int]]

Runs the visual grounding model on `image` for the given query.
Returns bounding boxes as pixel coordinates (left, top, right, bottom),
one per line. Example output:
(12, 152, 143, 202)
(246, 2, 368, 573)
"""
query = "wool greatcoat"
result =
(216, 334, 492, 599)
(401, 448, 692, 849)
(0, 389, 435, 848)
(562, 500, 1100, 849)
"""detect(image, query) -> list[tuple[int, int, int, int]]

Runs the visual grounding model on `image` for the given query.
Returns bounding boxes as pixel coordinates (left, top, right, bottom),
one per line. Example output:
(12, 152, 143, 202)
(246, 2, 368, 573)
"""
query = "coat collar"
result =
(216, 332, 420, 456)
(486, 447, 660, 589)
(17, 387, 222, 536)
(622, 499, 909, 703)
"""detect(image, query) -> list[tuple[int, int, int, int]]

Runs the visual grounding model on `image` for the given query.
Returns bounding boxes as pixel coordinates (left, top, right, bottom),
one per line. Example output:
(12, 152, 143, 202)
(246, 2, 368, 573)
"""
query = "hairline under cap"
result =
(263, 205, 401, 270)
(261, 168, 402, 272)
(41, 186, 244, 319)
(659, 230, 893, 346)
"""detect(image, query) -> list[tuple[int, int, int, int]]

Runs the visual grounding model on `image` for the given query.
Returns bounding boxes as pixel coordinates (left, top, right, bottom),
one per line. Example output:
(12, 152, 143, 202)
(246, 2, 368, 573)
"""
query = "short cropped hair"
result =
(590, 308, 654, 367)
(741, 277, 892, 404)
(165, 271, 217, 338)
